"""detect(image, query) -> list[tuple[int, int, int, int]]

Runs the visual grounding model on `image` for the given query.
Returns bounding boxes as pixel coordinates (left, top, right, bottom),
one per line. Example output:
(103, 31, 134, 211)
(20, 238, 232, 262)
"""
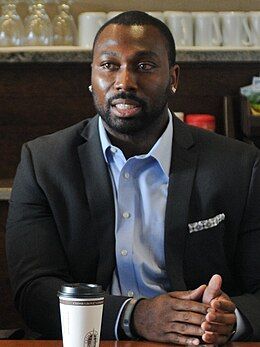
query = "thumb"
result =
(202, 274, 222, 304)
(189, 284, 207, 301)
(170, 284, 207, 301)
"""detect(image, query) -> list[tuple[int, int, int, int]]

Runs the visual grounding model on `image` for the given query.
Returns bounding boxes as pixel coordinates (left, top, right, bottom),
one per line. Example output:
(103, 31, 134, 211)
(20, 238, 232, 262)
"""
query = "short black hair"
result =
(92, 10, 176, 66)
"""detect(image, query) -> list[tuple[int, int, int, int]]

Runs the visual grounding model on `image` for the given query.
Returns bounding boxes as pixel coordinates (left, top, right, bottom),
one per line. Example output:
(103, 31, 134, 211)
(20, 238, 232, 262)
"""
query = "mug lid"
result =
(58, 283, 105, 298)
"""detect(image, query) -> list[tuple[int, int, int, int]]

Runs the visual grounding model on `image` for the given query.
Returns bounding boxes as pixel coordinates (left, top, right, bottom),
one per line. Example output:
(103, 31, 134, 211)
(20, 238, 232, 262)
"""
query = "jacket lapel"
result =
(165, 117, 199, 291)
(77, 116, 116, 289)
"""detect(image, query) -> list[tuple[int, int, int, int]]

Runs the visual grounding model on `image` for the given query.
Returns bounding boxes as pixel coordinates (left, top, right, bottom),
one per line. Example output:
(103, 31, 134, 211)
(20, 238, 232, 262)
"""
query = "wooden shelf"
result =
(0, 46, 259, 63)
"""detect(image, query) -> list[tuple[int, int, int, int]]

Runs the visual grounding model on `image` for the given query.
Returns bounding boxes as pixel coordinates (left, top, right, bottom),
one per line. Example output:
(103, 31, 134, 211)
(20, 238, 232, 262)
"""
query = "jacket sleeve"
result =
(5, 143, 128, 339)
(231, 150, 260, 341)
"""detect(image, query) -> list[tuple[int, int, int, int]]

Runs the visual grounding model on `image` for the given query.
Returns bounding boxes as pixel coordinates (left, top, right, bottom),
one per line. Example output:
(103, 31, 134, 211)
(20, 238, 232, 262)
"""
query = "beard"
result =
(92, 90, 169, 135)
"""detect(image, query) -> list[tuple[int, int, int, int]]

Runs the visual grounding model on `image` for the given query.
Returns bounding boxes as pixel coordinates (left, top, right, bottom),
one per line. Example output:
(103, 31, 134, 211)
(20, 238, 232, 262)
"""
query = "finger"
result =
(202, 274, 222, 304)
(167, 321, 204, 337)
(206, 310, 236, 325)
(174, 310, 206, 326)
(201, 321, 234, 335)
(169, 284, 206, 301)
(211, 297, 236, 313)
(189, 284, 207, 301)
(202, 331, 230, 345)
(164, 332, 201, 346)
(170, 297, 209, 315)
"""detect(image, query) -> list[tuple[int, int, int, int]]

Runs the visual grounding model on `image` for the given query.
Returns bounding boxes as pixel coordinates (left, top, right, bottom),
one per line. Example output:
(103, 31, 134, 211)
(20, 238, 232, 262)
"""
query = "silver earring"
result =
(172, 86, 177, 94)
(88, 85, 92, 93)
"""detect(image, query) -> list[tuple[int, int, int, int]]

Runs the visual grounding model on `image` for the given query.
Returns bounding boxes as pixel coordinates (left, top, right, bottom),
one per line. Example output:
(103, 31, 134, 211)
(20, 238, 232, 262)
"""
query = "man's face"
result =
(91, 24, 178, 136)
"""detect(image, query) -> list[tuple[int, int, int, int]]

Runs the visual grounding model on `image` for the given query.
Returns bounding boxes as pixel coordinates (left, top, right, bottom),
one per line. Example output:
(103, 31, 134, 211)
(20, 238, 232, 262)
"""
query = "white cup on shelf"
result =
(78, 12, 107, 49)
(164, 11, 193, 47)
(106, 11, 123, 21)
(220, 12, 253, 47)
(193, 12, 222, 47)
(248, 12, 260, 46)
(146, 12, 165, 22)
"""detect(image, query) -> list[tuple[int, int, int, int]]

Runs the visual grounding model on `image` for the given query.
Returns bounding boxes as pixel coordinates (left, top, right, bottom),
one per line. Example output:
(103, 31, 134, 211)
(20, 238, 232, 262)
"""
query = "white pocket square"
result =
(188, 213, 225, 233)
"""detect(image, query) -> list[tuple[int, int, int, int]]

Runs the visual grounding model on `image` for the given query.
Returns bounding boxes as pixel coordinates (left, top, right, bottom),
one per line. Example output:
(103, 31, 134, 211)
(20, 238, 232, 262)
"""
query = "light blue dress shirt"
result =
(98, 111, 173, 299)
(99, 113, 245, 340)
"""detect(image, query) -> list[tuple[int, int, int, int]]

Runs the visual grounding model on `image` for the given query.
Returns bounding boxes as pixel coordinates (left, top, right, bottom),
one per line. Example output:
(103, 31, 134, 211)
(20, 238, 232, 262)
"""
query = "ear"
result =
(170, 64, 180, 93)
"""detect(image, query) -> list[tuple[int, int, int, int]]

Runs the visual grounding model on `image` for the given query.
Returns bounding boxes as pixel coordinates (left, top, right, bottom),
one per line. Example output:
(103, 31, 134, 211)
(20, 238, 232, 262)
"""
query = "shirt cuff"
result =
(231, 308, 246, 341)
(114, 298, 132, 340)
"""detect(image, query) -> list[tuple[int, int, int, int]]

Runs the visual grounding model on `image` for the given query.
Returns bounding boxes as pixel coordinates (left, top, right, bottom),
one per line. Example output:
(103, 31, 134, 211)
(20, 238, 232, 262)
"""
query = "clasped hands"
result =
(133, 274, 236, 345)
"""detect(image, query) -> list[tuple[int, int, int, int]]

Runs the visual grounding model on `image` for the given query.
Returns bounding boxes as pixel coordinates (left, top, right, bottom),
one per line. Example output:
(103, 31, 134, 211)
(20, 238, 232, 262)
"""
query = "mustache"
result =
(108, 92, 146, 107)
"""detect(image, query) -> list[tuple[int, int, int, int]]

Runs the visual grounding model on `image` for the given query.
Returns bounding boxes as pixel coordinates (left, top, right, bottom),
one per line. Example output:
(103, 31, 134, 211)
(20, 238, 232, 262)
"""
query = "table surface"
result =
(0, 341, 259, 347)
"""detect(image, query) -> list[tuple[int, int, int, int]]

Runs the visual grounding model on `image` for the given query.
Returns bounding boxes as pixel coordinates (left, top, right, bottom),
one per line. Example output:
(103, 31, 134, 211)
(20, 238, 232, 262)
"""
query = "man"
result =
(6, 11, 260, 345)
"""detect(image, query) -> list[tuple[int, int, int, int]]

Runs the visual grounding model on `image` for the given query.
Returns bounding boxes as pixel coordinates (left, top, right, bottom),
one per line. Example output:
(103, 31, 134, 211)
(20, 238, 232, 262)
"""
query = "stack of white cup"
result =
(77, 10, 260, 48)
(163, 10, 260, 47)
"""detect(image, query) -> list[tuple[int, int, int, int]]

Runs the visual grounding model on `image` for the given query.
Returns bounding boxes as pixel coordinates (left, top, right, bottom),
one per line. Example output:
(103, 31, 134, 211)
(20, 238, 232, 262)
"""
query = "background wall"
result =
(12, 0, 260, 21)
(70, 0, 260, 12)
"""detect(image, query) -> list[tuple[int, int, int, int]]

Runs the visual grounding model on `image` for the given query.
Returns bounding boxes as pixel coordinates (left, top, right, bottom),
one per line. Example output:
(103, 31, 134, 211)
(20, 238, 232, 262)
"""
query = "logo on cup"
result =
(84, 329, 98, 347)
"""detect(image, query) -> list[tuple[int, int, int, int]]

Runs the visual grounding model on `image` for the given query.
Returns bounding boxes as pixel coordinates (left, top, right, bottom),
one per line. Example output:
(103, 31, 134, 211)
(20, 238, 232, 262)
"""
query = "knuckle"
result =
(180, 323, 188, 332)
(164, 312, 172, 322)
(171, 322, 177, 331)
(170, 334, 180, 344)
(170, 298, 177, 309)
(183, 312, 190, 321)
(184, 302, 191, 310)
(174, 336, 181, 344)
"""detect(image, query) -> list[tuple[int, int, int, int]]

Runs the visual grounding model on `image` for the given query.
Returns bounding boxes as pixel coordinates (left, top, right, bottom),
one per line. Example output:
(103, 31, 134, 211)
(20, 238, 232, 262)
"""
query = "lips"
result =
(110, 98, 142, 117)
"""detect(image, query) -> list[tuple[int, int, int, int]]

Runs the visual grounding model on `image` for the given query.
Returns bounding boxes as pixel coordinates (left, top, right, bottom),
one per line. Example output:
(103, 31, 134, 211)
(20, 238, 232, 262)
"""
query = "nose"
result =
(114, 67, 137, 92)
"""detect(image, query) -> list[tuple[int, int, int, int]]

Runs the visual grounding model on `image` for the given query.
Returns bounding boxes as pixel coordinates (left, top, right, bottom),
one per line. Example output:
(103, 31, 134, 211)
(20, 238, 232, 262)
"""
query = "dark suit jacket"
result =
(6, 115, 260, 340)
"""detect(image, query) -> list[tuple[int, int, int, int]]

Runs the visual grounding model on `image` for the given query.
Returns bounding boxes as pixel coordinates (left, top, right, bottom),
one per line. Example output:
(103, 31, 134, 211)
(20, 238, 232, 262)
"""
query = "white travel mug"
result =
(58, 283, 105, 347)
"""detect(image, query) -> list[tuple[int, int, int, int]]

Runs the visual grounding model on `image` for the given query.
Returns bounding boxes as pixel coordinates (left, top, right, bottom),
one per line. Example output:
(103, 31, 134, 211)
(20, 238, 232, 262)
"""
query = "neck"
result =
(103, 109, 169, 159)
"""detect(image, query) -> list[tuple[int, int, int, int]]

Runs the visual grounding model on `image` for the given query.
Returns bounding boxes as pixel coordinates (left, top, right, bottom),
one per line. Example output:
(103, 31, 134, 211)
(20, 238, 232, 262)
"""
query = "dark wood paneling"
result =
(0, 63, 95, 179)
(0, 201, 24, 329)
(171, 62, 260, 136)
(1, 61, 259, 179)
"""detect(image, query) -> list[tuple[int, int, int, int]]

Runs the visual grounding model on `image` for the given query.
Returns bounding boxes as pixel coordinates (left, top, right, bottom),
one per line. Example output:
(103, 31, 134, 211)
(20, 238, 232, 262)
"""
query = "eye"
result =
(100, 62, 119, 71)
(138, 63, 156, 71)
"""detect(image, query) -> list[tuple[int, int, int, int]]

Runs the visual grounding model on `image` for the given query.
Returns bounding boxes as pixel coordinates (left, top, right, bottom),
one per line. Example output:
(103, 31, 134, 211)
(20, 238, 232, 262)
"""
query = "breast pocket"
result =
(188, 213, 225, 234)
(184, 214, 229, 286)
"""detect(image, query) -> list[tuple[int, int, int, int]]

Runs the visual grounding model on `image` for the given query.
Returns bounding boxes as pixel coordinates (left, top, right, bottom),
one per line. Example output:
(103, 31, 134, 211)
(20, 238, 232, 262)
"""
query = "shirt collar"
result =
(98, 109, 173, 176)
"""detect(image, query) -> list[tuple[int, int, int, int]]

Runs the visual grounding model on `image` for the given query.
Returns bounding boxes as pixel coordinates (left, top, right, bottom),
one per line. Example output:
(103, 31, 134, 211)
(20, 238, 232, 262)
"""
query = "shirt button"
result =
(120, 249, 128, 256)
(123, 212, 131, 219)
(123, 172, 130, 179)
(110, 147, 117, 153)
(127, 290, 134, 297)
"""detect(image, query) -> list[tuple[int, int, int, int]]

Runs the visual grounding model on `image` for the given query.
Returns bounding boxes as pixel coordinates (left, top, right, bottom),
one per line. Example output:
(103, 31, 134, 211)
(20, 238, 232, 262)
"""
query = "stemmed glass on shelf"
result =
(24, 0, 53, 46)
(52, 0, 77, 45)
(0, 0, 24, 46)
